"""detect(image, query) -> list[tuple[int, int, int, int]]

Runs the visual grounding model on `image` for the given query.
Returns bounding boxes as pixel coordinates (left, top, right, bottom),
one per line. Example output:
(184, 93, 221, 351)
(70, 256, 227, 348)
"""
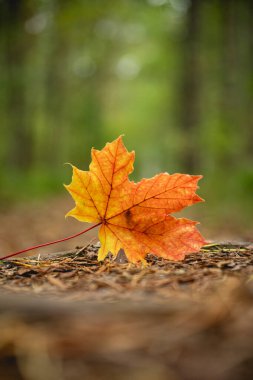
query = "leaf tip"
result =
(194, 194, 205, 203)
(97, 247, 108, 261)
(63, 162, 74, 168)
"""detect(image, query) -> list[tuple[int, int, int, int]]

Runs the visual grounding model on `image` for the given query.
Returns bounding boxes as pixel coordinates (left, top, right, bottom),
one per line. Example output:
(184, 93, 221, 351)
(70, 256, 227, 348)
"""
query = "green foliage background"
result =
(0, 0, 252, 235)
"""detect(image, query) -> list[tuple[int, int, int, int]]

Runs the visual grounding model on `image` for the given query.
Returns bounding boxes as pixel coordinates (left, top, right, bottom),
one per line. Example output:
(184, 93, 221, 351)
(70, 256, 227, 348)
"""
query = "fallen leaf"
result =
(65, 136, 205, 263)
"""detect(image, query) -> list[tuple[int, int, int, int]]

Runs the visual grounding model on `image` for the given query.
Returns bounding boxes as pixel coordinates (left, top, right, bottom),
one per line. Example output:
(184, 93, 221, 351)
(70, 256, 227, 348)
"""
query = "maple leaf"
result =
(65, 136, 206, 263)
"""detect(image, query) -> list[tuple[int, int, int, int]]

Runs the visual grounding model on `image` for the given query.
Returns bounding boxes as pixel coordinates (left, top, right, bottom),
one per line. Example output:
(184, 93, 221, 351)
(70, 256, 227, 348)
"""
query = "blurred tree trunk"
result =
(43, 1, 105, 168)
(219, 0, 237, 168)
(247, 0, 253, 158)
(43, 7, 68, 166)
(177, 0, 201, 173)
(2, 0, 33, 169)
(219, 0, 253, 168)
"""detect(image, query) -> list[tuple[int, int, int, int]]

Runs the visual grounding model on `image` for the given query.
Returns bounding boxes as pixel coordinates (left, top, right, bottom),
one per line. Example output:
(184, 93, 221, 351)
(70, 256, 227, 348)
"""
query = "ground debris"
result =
(0, 242, 252, 380)
(0, 242, 252, 300)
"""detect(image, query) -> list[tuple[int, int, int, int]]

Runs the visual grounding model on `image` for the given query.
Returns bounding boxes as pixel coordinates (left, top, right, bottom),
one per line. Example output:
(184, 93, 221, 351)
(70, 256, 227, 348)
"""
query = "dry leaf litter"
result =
(0, 242, 252, 380)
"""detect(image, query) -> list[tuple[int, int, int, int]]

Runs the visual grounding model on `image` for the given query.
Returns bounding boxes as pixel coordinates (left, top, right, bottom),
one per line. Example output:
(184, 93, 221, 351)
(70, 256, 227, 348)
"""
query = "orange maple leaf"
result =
(65, 136, 206, 263)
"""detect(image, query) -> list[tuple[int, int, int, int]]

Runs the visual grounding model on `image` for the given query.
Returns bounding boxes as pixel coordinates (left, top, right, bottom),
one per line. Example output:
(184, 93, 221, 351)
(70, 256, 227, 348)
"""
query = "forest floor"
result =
(0, 243, 253, 380)
(0, 197, 253, 380)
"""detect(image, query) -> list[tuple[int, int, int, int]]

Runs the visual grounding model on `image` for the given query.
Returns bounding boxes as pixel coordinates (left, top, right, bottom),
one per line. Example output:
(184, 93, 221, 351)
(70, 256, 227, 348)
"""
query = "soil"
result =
(0, 242, 253, 380)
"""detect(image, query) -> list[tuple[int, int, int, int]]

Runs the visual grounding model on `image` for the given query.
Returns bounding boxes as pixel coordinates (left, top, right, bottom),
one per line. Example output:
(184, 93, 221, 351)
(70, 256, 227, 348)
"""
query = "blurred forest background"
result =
(0, 0, 252, 250)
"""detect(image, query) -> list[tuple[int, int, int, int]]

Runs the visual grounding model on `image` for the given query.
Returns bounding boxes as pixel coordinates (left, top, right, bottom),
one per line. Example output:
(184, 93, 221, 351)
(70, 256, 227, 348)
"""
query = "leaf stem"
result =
(0, 222, 101, 261)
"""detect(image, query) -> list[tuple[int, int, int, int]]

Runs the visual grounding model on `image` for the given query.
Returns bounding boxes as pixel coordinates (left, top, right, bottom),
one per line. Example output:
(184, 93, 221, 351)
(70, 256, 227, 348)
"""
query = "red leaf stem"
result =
(0, 222, 101, 261)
